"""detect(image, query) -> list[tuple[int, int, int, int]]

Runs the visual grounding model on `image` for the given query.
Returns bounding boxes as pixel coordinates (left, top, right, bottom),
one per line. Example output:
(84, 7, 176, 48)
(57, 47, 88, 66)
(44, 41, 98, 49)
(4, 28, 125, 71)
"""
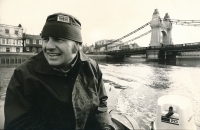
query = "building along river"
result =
(0, 57, 200, 129)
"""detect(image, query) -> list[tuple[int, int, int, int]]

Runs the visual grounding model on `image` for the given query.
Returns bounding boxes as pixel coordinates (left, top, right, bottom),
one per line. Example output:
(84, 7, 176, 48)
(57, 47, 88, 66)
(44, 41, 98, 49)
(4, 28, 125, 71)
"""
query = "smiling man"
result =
(42, 37, 78, 71)
(4, 13, 114, 130)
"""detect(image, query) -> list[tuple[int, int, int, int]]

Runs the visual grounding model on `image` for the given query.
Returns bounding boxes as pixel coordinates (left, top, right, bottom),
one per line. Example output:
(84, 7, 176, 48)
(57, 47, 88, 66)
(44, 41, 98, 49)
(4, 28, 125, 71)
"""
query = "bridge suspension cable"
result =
(95, 21, 151, 49)
(110, 30, 151, 48)
(122, 30, 151, 44)
(161, 18, 200, 27)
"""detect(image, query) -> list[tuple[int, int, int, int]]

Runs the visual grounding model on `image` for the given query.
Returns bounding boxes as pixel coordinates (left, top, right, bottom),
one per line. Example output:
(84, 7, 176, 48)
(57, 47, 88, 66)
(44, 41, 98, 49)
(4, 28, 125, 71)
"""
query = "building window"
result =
(6, 48, 10, 52)
(8, 39, 13, 44)
(14, 40, 17, 45)
(16, 48, 20, 52)
(18, 40, 22, 46)
(2, 39, 5, 44)
(15, 30, 19, 35)
(39, 40, 42, 45)
(5, 29, 9, 34)
(26, 47, 30, 51)
(33, 40, 36, 44)
(26, 39, 29, 44)
(13, 40, 16, 45)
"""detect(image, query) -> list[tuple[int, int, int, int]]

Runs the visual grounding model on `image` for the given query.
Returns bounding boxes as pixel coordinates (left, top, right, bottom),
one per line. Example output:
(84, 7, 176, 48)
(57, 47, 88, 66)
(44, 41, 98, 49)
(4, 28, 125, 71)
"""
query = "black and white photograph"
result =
(0, 0, 200, 129)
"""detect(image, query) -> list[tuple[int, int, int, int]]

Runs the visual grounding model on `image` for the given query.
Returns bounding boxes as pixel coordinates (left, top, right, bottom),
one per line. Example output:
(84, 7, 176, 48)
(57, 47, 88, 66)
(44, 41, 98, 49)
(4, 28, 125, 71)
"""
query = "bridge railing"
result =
(89, 42, 200, 55)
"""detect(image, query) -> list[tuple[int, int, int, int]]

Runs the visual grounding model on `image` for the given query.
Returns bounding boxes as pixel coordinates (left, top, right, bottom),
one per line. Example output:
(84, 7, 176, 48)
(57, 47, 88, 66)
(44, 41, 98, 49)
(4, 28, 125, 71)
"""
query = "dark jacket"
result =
(4, 51, 113, 130)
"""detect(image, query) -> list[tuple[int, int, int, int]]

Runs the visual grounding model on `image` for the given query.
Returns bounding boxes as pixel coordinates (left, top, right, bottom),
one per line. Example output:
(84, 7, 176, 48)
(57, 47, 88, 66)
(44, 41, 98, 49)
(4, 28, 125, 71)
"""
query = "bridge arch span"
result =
(161, 30, 168, 45)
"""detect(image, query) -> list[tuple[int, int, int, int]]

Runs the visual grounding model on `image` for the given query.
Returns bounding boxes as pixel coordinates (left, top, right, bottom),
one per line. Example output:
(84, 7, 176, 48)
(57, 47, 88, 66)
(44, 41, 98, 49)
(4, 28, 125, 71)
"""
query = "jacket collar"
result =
(78, 50, 90, 62)
(34, 50, 90, 75)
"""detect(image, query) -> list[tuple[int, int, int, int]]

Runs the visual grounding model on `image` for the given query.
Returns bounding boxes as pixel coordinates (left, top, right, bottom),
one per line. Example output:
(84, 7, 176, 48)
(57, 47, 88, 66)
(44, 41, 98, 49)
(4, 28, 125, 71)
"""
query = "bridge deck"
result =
(102, 44, 200, 55)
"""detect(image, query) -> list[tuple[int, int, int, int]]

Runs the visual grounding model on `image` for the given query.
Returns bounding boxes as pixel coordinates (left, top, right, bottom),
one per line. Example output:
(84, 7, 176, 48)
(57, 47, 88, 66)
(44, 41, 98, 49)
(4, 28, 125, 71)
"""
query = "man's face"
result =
(42, 37, 78, 68)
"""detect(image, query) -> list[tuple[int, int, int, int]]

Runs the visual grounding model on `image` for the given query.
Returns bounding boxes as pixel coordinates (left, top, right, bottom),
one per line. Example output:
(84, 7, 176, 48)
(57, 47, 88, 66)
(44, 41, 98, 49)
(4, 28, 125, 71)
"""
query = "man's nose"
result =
(46, 39, 56, 49)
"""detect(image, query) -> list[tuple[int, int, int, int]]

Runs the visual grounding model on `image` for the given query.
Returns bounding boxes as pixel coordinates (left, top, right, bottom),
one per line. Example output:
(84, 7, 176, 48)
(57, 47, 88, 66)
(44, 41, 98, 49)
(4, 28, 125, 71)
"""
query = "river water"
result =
(96, 57, 200, 129)
(0, 57, 200, 129)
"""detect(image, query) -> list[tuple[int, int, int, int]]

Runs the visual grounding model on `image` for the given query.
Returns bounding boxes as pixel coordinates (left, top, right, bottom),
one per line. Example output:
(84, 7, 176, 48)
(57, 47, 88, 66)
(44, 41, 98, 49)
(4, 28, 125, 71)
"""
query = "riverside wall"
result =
(0, 53, 117, 64)
(0, 52, 199, 64)
(0, 53, 36, 64)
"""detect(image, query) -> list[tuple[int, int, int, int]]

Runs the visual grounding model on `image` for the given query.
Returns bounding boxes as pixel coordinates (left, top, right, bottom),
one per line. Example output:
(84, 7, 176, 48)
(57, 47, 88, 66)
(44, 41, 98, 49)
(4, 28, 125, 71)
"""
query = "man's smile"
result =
(49, 53, 61, 56)
(47, 53, 62, 58)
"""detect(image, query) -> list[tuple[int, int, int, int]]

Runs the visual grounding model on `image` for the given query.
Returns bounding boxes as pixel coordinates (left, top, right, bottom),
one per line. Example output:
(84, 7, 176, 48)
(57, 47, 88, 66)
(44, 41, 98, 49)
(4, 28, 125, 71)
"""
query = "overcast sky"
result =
(0, 0, 200, 46)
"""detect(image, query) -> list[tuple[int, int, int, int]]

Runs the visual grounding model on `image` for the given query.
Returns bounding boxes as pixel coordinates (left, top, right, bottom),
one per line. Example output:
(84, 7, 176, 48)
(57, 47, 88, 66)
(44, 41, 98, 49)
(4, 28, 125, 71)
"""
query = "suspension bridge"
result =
(93, 9, 200, 60)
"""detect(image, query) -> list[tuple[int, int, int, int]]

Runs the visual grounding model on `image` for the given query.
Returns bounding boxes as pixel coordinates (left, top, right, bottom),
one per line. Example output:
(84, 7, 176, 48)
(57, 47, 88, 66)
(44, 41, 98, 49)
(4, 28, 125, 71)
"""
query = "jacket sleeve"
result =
(94, 63, 114, 130)
(4, 69, 46, 130)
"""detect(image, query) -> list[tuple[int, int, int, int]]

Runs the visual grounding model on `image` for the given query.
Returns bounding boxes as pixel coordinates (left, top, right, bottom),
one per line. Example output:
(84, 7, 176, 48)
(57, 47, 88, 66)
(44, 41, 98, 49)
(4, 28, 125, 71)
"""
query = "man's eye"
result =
(54, 38, 65, 42)
(42, 37, 49, 41)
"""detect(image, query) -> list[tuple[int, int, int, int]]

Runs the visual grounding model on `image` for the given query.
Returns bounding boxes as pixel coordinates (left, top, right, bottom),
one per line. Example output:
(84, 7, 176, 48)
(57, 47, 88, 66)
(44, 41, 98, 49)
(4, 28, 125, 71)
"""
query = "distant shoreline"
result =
(0, 53, 200, 63)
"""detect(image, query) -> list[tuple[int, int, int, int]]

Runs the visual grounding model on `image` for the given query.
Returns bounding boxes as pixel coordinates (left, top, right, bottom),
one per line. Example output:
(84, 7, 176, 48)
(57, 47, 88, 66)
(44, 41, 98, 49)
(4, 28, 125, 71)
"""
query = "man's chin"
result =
(48, 61, 62, 67)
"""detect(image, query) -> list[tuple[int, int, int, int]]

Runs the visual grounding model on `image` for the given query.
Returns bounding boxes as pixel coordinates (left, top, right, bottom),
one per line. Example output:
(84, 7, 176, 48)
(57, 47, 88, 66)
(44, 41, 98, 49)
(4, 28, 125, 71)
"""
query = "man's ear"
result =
(78, 44, 82, 51)
(75, 42, 82, 50)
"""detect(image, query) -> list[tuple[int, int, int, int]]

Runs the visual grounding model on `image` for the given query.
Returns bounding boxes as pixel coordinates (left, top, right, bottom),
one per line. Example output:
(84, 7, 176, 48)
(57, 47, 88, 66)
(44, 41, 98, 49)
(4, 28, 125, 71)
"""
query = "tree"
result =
(17, 24, 27, 52)
(21, 33, 27, 52)
(18, 24, 22, 28)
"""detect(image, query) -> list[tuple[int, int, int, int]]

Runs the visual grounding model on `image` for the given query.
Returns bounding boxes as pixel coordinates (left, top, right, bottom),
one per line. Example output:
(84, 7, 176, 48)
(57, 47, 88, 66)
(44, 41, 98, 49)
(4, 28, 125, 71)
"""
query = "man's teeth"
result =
(49, 54, 60, 56)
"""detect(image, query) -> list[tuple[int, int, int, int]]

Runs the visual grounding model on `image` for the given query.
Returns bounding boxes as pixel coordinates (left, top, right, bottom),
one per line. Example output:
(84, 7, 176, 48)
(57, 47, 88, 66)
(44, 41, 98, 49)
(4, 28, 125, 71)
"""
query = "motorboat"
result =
(110, 110, 139, 130)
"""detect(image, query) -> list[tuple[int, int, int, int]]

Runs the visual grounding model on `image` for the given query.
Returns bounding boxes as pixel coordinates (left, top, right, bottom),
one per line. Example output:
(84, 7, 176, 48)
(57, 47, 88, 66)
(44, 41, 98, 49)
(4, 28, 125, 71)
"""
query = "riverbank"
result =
(1, 52, 200, 64)
(176, 55, 200, 59)
(0, 52, 36, 64)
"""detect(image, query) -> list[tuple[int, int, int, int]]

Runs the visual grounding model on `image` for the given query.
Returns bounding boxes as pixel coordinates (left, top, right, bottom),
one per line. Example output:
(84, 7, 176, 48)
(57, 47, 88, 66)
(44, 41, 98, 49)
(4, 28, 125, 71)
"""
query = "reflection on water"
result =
(176, 58, 200, 67)
(0, 64, 18, 100)
(97, 57, 200, 129)
(94, 56, 200, 66)
(0, 58, 200, 129)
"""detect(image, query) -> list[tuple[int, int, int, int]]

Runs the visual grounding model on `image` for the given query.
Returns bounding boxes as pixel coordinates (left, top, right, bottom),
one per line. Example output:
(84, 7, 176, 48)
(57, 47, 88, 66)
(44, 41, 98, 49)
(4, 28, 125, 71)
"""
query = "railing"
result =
(92, 42, 200, 55)
(0, 52, 36, 64)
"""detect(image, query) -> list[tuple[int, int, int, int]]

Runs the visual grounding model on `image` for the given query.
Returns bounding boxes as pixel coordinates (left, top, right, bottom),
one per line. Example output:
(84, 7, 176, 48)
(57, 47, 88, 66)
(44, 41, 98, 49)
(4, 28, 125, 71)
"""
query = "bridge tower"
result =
(150, 9, 173, 47)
